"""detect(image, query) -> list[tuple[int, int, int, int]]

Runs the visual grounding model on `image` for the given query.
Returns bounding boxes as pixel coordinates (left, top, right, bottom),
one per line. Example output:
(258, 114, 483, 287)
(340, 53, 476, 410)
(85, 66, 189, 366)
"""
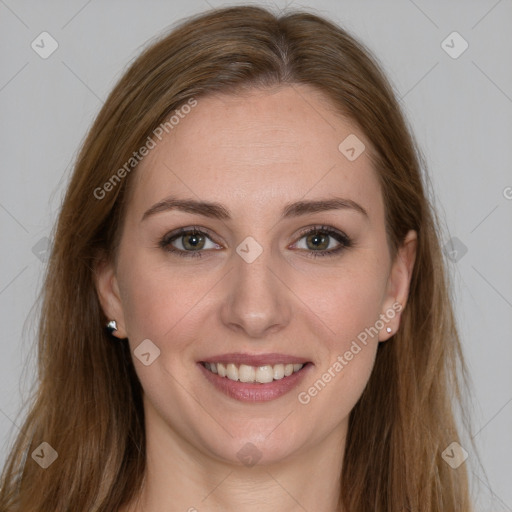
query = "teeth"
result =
(255, 365, 274, 383)
(217, 363, 226, 377)
(239, 364, 255, 382)
(204, 361, 305, 383)
(226, 363, 238, 381)
(273, 364, 285, 380)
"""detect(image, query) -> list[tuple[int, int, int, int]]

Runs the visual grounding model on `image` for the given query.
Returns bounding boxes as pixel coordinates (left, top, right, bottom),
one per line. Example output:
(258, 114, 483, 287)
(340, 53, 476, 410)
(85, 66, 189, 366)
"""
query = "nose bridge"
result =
(220, 237, 292, 337)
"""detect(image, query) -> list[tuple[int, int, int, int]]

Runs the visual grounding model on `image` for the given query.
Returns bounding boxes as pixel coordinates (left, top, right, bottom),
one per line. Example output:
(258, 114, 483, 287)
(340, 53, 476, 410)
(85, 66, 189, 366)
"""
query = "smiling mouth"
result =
(200, 361, 308, 384)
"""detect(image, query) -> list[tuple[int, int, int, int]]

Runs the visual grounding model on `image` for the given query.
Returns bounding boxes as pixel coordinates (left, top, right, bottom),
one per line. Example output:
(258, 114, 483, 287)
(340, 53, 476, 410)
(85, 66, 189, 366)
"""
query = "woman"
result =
(0, 5, 472, 511)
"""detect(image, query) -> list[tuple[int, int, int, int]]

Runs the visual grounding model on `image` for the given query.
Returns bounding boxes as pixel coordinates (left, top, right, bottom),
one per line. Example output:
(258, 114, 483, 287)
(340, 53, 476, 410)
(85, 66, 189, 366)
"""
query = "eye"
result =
(159, 225, 352, 259)
(291, 225, 352, 258)
(159, 227, 221, 258)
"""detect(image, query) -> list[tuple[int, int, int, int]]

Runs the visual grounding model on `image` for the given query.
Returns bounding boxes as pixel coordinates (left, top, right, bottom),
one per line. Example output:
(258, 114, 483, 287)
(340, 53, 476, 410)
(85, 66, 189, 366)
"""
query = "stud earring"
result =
(386, 326, 392, 333)
(106, 320, 118, 334)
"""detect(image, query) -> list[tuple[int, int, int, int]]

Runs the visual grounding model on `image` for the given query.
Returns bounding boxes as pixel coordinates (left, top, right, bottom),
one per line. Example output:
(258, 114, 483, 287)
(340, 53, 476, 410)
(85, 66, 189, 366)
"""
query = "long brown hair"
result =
(0, 5, 472, 511)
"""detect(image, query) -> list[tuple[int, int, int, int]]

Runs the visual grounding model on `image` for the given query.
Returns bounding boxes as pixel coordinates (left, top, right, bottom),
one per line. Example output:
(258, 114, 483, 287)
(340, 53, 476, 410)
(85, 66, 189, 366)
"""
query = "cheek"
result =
(116, 251, 209, 347)
(295, 272, 382, 431)
(295, 258, 388, 347)
(292, 253, 387, 403)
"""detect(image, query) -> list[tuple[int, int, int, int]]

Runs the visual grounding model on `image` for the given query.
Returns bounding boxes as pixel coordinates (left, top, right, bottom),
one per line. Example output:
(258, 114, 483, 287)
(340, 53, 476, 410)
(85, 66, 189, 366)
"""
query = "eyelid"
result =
(160, 225, 222, 248)
(292, 224, 350, 244)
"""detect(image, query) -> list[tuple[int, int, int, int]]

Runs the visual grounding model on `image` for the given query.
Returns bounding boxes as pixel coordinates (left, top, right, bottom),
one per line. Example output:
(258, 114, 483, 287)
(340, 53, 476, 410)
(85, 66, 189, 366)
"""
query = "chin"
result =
(197, 422, 308, 468)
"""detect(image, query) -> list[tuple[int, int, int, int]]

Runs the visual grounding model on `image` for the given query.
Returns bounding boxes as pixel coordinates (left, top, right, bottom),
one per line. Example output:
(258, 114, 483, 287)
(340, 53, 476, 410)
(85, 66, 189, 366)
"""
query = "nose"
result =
(219, 245, 292, 339)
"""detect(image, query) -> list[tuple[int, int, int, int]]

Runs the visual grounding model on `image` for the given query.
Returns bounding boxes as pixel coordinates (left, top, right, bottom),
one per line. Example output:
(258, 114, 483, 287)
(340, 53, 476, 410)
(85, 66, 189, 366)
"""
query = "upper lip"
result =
(200, 353, 310, 366)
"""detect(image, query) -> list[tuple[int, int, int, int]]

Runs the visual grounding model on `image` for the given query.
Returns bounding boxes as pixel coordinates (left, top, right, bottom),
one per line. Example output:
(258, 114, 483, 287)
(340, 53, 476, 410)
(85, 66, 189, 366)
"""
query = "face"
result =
(96, 85, 416, 467)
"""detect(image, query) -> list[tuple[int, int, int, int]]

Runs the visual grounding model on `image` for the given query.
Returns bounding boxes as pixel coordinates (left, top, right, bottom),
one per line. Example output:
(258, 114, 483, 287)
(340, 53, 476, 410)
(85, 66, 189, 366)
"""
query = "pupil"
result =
(309, 232, 328, 250)
(186, 232, 203, 249)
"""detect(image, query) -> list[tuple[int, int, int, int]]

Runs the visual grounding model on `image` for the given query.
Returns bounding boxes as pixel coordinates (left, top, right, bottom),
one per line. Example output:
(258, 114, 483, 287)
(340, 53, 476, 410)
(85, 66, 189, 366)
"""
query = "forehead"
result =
(128, 85, 383, 222)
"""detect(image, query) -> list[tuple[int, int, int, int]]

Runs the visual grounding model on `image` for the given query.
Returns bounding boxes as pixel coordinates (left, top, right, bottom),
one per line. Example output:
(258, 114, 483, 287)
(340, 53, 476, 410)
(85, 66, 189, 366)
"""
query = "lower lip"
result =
(198, 362, 313, 402)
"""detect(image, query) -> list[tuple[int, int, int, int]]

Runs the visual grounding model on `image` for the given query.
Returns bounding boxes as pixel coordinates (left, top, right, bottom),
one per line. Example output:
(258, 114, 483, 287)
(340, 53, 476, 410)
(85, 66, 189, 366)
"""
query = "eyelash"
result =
(158, 225, 352, 260)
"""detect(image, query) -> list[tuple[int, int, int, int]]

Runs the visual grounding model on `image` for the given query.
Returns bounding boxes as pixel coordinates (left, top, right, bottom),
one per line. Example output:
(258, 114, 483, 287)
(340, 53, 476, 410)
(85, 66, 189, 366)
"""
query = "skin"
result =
(96, 85, 417, 512)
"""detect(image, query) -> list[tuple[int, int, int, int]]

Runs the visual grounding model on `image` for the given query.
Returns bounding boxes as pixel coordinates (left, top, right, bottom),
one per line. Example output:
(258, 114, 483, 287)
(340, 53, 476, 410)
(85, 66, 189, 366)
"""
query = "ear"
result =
(94, 253, 128, 339)
(379, 230, 417, 342)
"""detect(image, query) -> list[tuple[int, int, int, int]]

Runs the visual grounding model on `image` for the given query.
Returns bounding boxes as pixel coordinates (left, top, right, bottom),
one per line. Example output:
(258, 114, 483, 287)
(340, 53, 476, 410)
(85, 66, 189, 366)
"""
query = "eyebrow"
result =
(141, 195, 368, 222)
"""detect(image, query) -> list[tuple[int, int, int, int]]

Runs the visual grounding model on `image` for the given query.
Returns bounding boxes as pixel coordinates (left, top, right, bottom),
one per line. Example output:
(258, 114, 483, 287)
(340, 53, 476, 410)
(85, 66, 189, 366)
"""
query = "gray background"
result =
(0, 0, 511, 509)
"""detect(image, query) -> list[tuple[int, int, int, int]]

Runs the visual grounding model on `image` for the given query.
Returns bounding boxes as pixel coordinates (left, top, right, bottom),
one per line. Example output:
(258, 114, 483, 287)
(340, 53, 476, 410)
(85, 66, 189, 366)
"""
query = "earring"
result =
(106, 320, 118, 334)
(386, 327, 392, 333)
